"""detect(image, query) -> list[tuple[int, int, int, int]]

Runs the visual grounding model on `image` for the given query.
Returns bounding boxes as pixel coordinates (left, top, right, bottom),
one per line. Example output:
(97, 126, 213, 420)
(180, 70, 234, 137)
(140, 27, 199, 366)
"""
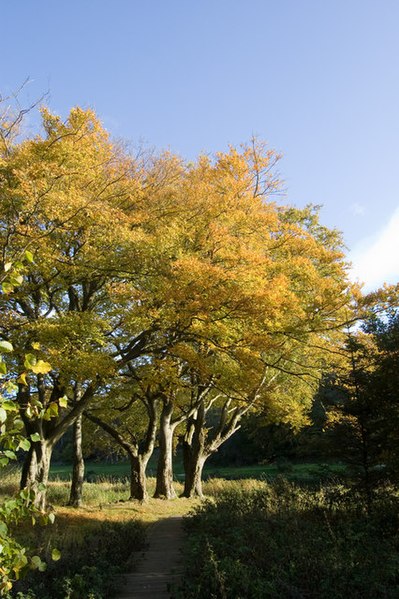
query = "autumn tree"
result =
(106, 140, 356, 499)
(84, 365, 162, 502)
(0, 106, 144, 508)
(1, 98, 357, 510)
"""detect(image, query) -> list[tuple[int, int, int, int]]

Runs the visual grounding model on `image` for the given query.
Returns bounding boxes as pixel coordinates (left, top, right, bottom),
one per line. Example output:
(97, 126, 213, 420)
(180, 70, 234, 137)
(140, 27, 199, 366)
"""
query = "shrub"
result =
(177, 480, 399, 598)
(8, 519, 146, 599)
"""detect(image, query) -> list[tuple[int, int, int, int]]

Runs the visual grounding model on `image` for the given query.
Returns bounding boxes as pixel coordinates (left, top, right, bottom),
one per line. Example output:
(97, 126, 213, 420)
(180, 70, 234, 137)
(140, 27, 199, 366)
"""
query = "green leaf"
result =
(48, 512, 55, 524)
(44, 402, 58, 420)
(30, 433, 41, 442)
(2, 281, 14, 294)
(1, 400, 17, 412)
(4, 262, 12, 272)
(31, 555, 46, 571)
(0, 361, 7, 375)
(25, 250, 34, 263)
(0, 340, 13, 353)
(18, 438, 31, 451)
(9, 274, 23, 286)
(31, 360, 51, 374)
(51, 548, 61, 561)
(13, 418, 24, 430)
(0, 521, 8, 536)
(3, 450, 16, 460)
(59, 396, 68, 408)
(24, 353, 37, 369)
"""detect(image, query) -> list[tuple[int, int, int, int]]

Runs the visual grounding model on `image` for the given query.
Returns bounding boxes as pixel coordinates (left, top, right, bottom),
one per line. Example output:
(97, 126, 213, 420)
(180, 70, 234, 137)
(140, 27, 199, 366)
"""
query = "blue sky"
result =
(2, 0, 399, 291)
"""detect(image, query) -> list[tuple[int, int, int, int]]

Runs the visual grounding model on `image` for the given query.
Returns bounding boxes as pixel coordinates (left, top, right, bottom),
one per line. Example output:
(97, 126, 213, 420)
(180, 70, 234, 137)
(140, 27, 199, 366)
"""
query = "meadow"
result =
(48, 457, 348, 485)
(2, 463, 398, 598)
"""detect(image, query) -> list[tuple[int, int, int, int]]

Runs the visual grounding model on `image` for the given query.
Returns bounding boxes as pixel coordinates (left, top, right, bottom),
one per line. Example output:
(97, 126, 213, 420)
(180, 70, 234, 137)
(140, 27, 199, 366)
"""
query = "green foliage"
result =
(7, 519, 146, 599)
(0, 258, 56, 595)
(178, 481, 399, 598)
(320, 308, 399, 500)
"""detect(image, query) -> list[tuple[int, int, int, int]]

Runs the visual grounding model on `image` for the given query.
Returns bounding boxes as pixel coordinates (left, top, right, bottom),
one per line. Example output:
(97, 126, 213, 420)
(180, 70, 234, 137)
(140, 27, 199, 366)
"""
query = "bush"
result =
(8, 519, 146, 599)
(177, 480, 399, 598)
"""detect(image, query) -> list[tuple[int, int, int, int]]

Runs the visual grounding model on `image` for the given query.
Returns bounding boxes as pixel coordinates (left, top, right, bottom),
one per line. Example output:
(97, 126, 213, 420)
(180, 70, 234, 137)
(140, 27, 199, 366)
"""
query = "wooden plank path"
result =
(114, 516, 185, 599)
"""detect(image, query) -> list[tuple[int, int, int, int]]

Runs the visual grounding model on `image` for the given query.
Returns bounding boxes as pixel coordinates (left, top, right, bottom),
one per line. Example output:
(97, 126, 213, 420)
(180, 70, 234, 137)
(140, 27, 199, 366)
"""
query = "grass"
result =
(47, 457, 348, 484)
(2, 464, 396, 598)
(1, 469, 199, 598)
(0, 460, 349, 598)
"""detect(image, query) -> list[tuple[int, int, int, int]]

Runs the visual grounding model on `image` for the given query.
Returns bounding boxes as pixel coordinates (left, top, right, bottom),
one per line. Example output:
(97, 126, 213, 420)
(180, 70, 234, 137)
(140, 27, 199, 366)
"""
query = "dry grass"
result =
(0, 468, 268, 530)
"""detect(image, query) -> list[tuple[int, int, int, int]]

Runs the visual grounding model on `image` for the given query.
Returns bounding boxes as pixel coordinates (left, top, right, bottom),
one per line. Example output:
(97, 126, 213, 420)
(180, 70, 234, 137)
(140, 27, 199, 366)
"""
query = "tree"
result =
(0, 106, 140, 508)
(110, 141, 357, 499)
(325, 288, 399, 499)
(1, 99, 357, 510)
(84, 369, 162, 502)
(0, 257, 57, 595)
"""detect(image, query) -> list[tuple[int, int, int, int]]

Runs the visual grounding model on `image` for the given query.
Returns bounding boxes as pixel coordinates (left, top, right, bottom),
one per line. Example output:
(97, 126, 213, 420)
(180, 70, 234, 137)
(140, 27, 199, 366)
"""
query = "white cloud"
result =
(349, 202, 366, 216)
(349, 206, 399, 292)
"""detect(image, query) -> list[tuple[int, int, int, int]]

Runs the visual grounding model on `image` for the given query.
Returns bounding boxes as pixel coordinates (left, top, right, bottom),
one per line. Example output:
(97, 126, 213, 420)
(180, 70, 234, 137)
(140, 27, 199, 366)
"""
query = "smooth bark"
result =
(68, 414, 85, 507)
(154, 400, 177, 499)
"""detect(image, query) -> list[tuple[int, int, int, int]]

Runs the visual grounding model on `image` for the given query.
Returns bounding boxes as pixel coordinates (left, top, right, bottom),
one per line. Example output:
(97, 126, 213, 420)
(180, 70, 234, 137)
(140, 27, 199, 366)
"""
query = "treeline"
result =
(0, 100, 393, 512)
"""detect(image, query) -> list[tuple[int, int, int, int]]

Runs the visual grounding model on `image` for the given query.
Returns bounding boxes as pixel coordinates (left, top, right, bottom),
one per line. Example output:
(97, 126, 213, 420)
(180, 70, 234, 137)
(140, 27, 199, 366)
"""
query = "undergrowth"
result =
(177, 478, 399, 598)
(6, 518, 146, 599)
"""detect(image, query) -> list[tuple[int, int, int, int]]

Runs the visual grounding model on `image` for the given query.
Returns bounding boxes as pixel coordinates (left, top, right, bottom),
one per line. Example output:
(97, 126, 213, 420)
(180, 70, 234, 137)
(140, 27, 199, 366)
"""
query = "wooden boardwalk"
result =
(114, 516, 185, 599)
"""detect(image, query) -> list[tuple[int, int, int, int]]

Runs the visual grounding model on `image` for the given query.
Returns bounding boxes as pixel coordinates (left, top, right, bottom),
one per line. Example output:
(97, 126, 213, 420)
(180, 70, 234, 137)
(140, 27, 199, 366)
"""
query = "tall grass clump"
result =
(177, 478, 399, 598)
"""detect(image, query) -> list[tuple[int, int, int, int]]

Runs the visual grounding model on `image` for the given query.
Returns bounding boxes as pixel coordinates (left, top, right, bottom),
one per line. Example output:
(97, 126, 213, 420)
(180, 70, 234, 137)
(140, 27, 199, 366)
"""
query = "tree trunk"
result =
(181, 404, 207, 498)
(129, 454, 149, 502)
(22, 441, 53, 511)
(68, 414, 85, 507)
(182, 450, 207, 498)
(154, 402, 176, 499)
(182, 399, 244, 498)
(20, 445, 37, 490)
(18, 382, 97, 510)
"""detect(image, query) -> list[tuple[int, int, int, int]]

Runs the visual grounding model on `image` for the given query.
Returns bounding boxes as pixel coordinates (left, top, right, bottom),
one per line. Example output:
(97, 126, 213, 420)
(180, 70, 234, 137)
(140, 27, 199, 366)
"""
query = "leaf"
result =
(31, 555, 46, 571)
(43, 402, 58, 420)
(17, 372, 28, 385)
(51, 548, 61, 561)
(9, 274, 23, 286)
(2, 282, 14, 294)
(24, 353, 37, 369)
(31, 341, 41, 350)
(31, 360, 51, 374)
(0, 340, 13, 353)
(1, 400, 17, 412)
(25, 249, 34, 263)
(13, 418, 24, 430)
(4, 262, 12, 272)
(18, 438, 31, 451)
(48, 512, 55, 524)
(0, 408, 7, 423)
(59, 395, 68, 408)
(3, 450, 16, 460)
(30, 433, 41, 442)
(0, 361, 7, 375)
(0, 521, 8, 537)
